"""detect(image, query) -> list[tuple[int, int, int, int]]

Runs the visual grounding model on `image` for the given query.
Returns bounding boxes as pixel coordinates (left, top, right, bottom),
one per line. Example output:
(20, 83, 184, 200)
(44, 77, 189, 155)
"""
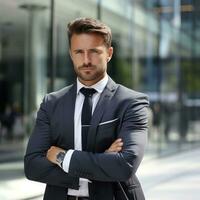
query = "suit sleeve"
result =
(24, 95, 79, 189)
(68, 95, 149, 182)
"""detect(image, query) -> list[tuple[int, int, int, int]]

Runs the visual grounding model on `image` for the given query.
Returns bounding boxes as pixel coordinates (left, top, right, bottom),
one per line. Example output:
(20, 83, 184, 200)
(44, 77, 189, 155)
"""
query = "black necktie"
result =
(80, 87, 97, 150)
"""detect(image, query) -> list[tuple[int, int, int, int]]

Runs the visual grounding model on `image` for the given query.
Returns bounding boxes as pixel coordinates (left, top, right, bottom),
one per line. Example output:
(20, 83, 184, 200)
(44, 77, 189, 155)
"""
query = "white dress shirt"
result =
(62, 74, 108, 197)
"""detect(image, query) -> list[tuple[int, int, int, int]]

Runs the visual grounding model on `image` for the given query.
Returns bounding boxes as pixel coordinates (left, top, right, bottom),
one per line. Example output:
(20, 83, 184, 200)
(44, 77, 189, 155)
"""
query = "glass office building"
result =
(0, 0, 200, 162)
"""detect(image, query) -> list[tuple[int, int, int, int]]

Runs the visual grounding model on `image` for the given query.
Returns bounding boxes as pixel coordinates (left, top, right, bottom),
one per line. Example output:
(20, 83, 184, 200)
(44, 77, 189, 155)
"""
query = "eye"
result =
(90, 49, 100, 54)
(74, 49, 83, 54)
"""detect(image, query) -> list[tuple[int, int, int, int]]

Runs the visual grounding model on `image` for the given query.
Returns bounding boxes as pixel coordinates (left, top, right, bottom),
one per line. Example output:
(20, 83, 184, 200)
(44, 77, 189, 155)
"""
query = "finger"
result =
(110, 139, 121, 146)
(117, 142, 123, 146)
(109, 146, 122, 152)
(112, 142, 123, 148)
(49, 146, 55, 151)
(113, 138, 122, 144)
(110, 143, 123, 150)
(116, 146, 122, 151)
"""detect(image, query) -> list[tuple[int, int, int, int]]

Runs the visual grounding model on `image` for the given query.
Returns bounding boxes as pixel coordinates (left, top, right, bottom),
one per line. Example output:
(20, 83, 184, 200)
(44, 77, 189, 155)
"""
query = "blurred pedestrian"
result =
(152, 102, 161, 141)
(12, 102, 25, 140)
(24, 17, 149, 200)
(0, 104, 15, 141)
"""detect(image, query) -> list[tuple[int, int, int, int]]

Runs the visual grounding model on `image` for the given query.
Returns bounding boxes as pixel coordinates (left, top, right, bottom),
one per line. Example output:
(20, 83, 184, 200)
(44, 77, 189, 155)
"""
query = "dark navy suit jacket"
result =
(24, 77, 149, 200)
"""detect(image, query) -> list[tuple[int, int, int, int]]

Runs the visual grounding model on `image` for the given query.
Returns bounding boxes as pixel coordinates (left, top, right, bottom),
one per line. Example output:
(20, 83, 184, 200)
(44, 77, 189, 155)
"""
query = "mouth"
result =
(79, 65, 95, 71)
(81, 69, 94, 75)
(82, 67, 93, 71)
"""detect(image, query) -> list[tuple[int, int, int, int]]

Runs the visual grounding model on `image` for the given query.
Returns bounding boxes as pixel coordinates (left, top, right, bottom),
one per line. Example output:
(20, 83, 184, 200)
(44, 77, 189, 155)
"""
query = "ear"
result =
(107, 47, 113, 62)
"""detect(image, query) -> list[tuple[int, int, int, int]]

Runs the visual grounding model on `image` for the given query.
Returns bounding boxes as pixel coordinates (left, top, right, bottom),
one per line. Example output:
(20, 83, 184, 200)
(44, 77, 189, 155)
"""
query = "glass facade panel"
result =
(52, 0, 98, 90)
(0, 0, 51, 161)
(0, 0, 199, 170)
(100, 0, 134, 88)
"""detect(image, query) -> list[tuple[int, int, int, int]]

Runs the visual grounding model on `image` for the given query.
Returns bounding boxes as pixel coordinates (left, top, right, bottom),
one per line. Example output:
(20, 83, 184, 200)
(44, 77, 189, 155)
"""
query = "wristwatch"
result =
(56, 151, 66, 167)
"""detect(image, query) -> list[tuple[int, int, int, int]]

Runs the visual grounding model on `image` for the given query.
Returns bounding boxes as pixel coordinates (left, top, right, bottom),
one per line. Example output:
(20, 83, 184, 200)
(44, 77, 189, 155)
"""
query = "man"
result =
(24, 17, 149, 200)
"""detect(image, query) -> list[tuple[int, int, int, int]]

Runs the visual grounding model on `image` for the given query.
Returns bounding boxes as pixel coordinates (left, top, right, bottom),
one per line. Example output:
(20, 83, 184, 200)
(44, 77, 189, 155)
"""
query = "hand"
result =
(105, 138, 123, 153)
(46, 146, 65, 165)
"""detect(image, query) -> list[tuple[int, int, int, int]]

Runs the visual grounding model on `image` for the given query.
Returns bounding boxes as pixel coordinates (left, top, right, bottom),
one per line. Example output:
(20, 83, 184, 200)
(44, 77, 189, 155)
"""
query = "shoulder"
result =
(116, 84, 149, 105)
(107, 77, 148, 103)
(38, 84, 75, 115)
(115, 85, 149, 122)
(44, 84, 74, 102)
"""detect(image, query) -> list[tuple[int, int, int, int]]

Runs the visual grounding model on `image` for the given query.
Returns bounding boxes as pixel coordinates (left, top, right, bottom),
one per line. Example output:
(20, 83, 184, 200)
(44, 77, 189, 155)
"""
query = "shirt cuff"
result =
(62, 149, 74, 173)
(80, 178, 92, 183)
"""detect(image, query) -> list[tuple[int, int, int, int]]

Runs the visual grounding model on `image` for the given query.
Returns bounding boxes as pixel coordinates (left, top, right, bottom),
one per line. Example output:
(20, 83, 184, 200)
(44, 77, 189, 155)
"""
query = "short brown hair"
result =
(67, 18, 112, 48)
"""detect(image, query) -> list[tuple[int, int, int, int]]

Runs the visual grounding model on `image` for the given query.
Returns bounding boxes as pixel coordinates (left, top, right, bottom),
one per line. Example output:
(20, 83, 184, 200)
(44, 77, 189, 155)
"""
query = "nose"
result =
(83, 51, 90, 65)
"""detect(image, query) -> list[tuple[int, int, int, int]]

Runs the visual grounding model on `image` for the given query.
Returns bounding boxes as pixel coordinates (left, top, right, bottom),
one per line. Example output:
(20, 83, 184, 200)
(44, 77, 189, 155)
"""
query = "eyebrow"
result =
(73, 49, 83, 53)
(73, 47, 102, 52)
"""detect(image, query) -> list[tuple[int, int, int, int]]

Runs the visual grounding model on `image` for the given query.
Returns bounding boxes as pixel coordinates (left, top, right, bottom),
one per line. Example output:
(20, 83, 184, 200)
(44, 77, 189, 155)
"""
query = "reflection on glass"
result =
(0, 0, 199, 161)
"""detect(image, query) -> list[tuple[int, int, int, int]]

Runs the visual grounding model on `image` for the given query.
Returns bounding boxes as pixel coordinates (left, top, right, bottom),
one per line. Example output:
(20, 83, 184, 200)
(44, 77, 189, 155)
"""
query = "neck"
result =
(78, 74, 106, 86)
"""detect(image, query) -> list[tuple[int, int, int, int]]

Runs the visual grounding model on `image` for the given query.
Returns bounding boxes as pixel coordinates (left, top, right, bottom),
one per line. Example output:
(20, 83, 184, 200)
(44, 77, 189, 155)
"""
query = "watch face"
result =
(56, 151, 66, 165)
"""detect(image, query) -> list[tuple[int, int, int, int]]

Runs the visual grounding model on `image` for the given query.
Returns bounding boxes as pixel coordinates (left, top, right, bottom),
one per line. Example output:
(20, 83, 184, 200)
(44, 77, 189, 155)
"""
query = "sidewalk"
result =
(137, 147, 200, 200)
(0, 147, 200, 200)
(0, 162, 44, 200)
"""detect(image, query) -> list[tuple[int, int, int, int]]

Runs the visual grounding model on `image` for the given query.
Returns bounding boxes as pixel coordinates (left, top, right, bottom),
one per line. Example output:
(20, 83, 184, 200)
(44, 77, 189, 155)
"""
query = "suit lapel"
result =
(86, 77, 118, 152)
(61, 83, 77, 149)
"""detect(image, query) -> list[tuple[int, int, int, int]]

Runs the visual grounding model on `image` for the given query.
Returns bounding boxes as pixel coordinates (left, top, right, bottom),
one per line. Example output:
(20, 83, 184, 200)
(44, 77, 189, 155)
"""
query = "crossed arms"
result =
(24, 96, 148, 188)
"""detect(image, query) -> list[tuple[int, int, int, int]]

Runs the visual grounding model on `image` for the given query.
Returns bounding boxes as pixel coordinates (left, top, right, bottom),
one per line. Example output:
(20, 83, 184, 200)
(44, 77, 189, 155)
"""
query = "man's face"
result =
(69, 33, 113, 86)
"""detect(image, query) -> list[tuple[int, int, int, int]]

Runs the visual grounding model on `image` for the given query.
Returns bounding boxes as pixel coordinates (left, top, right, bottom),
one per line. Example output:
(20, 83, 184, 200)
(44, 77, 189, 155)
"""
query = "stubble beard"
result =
(75, 64, 106, 83)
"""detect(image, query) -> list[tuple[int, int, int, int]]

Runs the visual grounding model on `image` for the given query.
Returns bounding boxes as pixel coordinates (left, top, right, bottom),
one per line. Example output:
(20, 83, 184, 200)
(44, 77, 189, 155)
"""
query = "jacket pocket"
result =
(114, 182, 145, 200)
(95, 118, 119, 152)
(99, 118, 119, 127)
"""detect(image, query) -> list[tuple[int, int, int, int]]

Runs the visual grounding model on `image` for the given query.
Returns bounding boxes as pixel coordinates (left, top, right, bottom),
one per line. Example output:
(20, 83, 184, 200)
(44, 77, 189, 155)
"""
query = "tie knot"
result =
(80, 87, 97, 97)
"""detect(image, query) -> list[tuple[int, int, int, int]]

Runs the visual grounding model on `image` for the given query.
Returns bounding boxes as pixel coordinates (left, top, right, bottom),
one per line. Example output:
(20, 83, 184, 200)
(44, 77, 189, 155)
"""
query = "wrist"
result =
(56, 151, 66, 167)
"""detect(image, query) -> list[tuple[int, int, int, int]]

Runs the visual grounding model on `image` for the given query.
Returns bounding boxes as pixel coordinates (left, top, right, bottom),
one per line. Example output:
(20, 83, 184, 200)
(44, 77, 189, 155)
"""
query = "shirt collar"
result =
(77, 74, 108, 94)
